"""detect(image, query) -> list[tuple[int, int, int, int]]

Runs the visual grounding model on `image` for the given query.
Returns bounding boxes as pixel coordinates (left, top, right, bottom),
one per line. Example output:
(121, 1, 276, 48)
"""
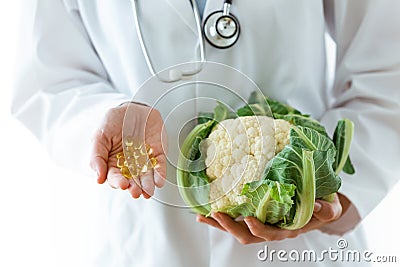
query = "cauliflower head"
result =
(204, 116, 291, 211)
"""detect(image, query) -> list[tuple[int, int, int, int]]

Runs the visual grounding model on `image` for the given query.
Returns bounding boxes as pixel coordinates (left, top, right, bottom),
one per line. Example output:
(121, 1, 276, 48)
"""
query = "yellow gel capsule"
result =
(141, 164, 148, 173)
(139, 145, 148, 155)
(124, 135, 135, 147)
(136, 155, 147, 166)
(124, 138, 133, 147)
(124, 157, 132, 165)
(129, 165, 140, 177)
(121, 167, 132, 179)
(133, 141, 142, 150)
(133, 151, 140, 159)
(117, 140, 158, 179)
(150, 157, 158, 167)
(145, 144, 152, 153)
(125, 146, 134, 155)
(117, 157, 125, 168)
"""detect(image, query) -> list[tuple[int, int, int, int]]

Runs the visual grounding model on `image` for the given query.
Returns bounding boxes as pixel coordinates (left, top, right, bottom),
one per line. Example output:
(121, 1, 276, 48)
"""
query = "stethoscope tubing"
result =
(130, 0, 239, 82)
(130, 0, 205, 82)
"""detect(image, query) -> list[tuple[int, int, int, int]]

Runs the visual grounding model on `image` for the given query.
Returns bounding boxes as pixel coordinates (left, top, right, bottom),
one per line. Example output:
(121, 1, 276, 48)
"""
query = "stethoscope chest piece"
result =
(203, 1, 240, 49)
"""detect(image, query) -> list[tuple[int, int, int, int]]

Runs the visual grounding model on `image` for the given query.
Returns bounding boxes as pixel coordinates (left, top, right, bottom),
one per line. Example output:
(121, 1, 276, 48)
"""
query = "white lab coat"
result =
(12, 0, 400, 266)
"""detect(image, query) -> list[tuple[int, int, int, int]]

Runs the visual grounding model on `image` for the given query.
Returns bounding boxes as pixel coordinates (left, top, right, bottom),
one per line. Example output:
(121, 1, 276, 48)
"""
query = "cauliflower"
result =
(177, 93, 354, 229)
(204, 116, 291, 211)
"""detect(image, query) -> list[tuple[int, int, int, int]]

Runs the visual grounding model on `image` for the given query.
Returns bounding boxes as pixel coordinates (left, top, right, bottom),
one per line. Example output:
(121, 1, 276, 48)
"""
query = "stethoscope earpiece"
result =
(203, 0, 240, 49)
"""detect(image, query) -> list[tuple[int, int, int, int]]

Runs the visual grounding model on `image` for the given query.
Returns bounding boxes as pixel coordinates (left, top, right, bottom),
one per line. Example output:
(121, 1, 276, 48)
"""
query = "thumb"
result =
(313, 194, 343, 223)
(90, 129, 110, 184)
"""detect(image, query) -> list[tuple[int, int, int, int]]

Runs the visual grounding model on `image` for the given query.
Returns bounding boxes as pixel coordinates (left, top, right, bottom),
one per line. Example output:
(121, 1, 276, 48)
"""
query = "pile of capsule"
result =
(117, 136, 158, 179)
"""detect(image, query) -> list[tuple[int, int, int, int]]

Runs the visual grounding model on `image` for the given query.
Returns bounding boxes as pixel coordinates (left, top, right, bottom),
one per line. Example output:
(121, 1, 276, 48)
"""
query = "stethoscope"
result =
(203, 0, 240, 49)
(130, 0, 240, 82)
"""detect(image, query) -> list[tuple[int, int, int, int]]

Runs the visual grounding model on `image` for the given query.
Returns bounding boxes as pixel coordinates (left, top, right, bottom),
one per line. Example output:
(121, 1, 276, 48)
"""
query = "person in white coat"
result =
(12, 0, 400, 266)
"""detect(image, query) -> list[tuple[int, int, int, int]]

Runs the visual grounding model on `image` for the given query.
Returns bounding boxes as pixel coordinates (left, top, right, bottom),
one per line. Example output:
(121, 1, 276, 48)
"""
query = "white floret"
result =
(205, 116, 291, 211)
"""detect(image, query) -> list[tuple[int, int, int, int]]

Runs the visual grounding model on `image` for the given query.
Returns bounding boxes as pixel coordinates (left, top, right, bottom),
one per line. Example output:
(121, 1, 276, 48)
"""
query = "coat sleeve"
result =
(321, 0, 400, 223)
(11, 0, 130, 175)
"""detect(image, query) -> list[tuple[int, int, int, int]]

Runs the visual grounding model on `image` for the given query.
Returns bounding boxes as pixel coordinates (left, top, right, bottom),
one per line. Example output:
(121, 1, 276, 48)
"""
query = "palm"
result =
(91, 103, 166, 198)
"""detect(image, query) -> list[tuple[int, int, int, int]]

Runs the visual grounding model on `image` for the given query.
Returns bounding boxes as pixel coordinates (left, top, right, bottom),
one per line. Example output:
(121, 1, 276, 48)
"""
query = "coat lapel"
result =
(165, 0, 198, 35)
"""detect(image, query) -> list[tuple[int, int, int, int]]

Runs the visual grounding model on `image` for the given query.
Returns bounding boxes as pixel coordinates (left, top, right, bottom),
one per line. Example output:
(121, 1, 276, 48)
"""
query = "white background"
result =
(0, 2, 399, 267)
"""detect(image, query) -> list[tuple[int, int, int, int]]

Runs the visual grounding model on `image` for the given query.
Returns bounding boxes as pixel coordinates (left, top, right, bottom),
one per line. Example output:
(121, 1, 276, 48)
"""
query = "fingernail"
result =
(95, 169, 101, 183)
(314, 201, 322, 212)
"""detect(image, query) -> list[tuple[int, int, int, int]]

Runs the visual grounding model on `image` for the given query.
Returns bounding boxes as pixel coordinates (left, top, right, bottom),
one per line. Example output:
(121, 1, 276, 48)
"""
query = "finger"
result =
(140, 169, 155, 198)
(153, 154, 167, 188)
(144, 109, 165, 157)
(313, 194, 342, 222)
(244, 217, 300, 241)
(107, 167, 130, 190)
(142, 191, 151, 199)
(144, 109, 167, 188)
(196, 215, 226, 232)
(212, 213, 264, 245)
(298, 217, 325, 234)
(128, 176, 142, 199)
(90, 130, 111, 184)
